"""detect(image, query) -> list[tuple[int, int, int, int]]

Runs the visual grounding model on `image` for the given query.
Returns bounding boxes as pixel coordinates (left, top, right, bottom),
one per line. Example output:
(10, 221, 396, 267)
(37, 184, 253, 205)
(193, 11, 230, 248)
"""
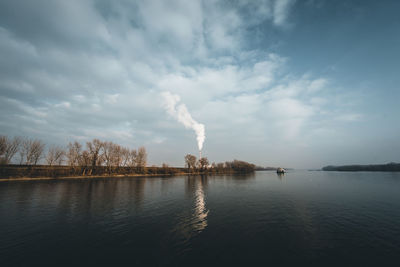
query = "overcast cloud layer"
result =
(1, 0, 399, 168)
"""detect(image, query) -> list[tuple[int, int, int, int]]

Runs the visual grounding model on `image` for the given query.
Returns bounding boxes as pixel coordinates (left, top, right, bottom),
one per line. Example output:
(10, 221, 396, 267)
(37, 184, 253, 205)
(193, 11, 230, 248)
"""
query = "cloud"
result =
(336, 113, 363, 122)
(0, 0, 373, 168)
(273, 0, 296, 26)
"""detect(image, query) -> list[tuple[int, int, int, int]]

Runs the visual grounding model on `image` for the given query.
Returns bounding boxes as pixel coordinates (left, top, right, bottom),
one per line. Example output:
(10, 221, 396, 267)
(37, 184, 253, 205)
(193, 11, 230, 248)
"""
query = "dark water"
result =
(1, 171, 400, 266)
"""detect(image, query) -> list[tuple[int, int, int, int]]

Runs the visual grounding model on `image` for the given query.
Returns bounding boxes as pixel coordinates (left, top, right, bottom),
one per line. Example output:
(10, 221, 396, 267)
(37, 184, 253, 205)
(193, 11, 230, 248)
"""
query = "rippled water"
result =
(1, 171, 400, 266)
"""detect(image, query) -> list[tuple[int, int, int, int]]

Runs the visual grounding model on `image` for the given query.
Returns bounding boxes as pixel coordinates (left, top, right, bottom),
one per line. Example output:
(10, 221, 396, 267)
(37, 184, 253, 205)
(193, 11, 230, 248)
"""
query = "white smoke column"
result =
(162, 91, 205, 151)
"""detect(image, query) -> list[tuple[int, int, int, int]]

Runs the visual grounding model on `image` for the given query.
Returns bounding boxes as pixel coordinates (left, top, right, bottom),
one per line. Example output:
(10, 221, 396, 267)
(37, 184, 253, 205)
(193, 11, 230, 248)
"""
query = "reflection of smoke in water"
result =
(193, 181, 208, 232)
(160, 178, 209, 259)
(169, 177, 209, 248)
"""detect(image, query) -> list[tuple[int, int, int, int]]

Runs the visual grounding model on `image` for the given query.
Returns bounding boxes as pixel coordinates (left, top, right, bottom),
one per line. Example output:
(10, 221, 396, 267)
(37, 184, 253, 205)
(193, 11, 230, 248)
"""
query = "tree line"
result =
(1, 135, 255, 178)
(0, 135, 147, 174)
(322, 163, 400, 172)
(184, 154, 255, 174)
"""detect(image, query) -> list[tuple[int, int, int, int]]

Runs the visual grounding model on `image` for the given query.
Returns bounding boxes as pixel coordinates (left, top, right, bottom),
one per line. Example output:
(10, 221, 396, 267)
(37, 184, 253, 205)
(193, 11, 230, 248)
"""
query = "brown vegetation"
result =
(184, 154, 255, 174)
(1, 135, 256, 179)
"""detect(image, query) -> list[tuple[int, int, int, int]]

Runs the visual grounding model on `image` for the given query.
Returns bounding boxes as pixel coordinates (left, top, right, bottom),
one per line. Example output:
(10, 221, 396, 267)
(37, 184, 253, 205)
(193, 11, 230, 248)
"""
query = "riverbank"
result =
(0, 164, 184, 180)
(0, 166, 254, 182)
(0, 172, 190, 182)
(0, 162, 256, 181)
(0, 171, 255, 182)
(322, 162, 400, 172)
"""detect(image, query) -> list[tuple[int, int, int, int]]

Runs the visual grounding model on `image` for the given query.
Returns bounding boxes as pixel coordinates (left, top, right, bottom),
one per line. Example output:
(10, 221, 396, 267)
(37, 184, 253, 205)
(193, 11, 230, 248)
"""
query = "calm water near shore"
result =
(1, 171, 400, 266)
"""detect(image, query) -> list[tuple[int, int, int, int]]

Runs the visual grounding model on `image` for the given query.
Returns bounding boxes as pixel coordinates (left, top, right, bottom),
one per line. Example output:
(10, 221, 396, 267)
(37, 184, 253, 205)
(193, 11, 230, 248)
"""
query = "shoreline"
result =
(0, 173, 187, 182)
(0, 171, 247, 182)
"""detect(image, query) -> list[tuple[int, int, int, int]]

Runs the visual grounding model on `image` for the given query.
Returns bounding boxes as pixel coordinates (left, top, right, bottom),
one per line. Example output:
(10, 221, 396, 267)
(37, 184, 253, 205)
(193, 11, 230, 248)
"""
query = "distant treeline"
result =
(1, 135, 255, 179)
(184, 154, 255, 174)
(322, 163, 400, 172)
(0, 165, 188, 179)
(0, 135, 147, 175)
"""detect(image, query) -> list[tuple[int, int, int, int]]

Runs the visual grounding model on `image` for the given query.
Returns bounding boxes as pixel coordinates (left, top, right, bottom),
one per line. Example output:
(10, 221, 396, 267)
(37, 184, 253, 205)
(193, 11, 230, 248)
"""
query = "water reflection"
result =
(277, 172, 285, 180)
(171, 176, 209, 245)
(193, 176, 209, 232)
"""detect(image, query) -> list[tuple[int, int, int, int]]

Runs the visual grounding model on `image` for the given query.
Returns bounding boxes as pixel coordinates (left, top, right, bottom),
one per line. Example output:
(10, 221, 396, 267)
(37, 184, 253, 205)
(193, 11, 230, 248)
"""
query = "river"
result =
(1, 170, 399, 266)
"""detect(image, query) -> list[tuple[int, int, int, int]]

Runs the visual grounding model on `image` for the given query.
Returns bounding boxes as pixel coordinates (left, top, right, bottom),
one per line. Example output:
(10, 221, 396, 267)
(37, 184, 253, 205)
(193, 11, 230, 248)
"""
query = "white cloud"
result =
(336, 113, 363, 122)
(104, 94, 119, 104)
(273, 0, 296, 26)
(55, 101, 71, 108)
(0, 0, 371, 168)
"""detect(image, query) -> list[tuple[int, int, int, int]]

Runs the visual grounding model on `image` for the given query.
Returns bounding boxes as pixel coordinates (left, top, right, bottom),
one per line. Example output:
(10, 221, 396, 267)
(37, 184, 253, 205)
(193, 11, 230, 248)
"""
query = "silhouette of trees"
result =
(86, 139, 104, 168)
(136, 146, 147, 172)
(229, 160, 256, 173)
(184, 154, 197, 172)
(128, 149, 137, 167)
(19, 138, 45, 165)
(103, 141, 131, 173)
(198, 157, 209, 171)
(67, 141, 82, 167)
(79, 150, 91, 168)
(46, 145, 65, 166)
(1, 134, 258, 179)
(0, 136, 21, 164)
(322, 163, 400, 172)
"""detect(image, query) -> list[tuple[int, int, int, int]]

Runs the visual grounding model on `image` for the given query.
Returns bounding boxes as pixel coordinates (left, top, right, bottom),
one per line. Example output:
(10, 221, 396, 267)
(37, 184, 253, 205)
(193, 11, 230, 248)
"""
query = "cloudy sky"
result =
(1, 0, 399, 168)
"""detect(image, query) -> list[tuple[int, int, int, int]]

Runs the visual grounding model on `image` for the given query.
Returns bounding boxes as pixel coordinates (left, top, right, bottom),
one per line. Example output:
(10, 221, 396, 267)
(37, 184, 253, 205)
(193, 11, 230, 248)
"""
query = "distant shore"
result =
(0, 172, 193, 182)
(0, 164, 255, 182)
(322, 162, 400, 172)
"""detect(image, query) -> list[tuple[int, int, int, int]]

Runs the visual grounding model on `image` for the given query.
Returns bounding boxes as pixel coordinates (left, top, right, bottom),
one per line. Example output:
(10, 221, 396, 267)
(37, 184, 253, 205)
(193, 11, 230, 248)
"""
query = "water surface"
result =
(1, 171, 399, 266)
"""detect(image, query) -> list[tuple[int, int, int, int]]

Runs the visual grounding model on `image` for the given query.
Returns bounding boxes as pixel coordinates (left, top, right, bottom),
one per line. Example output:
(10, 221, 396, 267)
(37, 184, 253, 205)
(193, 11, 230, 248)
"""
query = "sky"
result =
(0, 0, 399, 168)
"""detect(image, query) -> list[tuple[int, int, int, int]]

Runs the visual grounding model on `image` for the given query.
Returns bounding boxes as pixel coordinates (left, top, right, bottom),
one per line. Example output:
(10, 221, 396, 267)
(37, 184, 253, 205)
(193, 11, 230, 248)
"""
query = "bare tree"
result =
(21, 139, 45, 165)
(184, 154, 197, 172)
(103, 142, 130, 173)
(112, 144, 122, 167)
(121, 147, 130, 167)
(19, 138, 28, 164)
(197, 157, 209, 171)
(0, 136, 21, 164)
(67, 141, 82, 166)
(77, 150, 92, 175)
(86, 139, 103, 168)
(102, 141, 115, 173)
(128, 149, 137, 167)
(216, 162, 224, 172)
(136, 146, 147, 171)
(78, 150, 91, 167)
(46, 145, 65, 166)
(0, 136, 6, 159)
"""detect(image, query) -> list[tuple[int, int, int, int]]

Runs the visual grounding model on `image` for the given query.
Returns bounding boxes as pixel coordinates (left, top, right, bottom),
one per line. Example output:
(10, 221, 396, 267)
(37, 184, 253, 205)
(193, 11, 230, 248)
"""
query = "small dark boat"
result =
(276, 167, 285, 174)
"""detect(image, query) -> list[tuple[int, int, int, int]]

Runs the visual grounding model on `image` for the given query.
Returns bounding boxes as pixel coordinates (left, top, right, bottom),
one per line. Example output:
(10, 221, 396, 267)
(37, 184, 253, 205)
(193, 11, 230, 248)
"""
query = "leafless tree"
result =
(102, 141, 115, 173)
(112, 144, 122, 167)
(20, 139, 45, 165)
(0, 136, 21, 164)
(67, 141, 82, 166)
(128, 149, 137, 167)
(46, 145, 65, 166)
(103, 142, 136, 173)
(197, 157, 209, 171)
(184, 154, 197, 172)
(136, 146, 147, 171)
(86, 139, 103, 168)
(216, 162, 224, 172)
(78, 150, 91, 167)
(120, 147, 130, 167)
(76, 150, 92, 175)
(0, 136, 6, 159)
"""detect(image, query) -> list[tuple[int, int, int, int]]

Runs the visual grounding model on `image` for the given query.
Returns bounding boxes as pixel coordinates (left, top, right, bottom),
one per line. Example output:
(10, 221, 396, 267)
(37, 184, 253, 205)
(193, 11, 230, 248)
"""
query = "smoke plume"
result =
(162, 91, 205, 151)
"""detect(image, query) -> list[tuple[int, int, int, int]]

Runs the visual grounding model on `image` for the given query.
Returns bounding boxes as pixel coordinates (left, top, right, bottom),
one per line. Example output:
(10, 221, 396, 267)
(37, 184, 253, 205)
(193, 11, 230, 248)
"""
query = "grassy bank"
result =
(0, 164, 254, 181)
(0, 164, 184, 180)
